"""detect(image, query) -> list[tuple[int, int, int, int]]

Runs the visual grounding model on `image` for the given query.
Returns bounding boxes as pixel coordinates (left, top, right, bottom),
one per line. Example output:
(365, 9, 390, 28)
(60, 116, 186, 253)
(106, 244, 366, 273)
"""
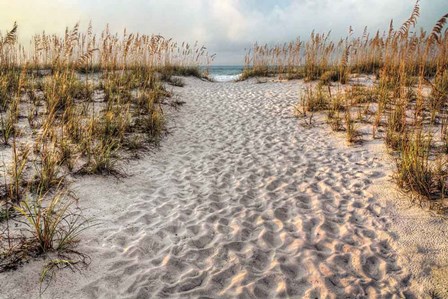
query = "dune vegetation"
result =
(244, 1, 448, 210)
(0, 22, 212, 275)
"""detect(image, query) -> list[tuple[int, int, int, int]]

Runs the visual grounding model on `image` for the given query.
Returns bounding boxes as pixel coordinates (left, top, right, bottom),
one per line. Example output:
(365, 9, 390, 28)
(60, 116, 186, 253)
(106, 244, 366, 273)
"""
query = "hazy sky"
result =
(0, 0, 446, 64)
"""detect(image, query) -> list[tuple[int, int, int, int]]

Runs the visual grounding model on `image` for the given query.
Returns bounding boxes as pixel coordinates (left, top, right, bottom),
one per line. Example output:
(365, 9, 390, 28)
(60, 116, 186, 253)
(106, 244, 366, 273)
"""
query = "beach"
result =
(1, 77, 447, 298)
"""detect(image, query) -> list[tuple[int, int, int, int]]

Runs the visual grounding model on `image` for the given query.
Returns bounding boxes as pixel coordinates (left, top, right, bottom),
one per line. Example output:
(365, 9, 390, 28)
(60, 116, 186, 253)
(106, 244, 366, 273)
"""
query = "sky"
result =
(0, 0, 446, 65)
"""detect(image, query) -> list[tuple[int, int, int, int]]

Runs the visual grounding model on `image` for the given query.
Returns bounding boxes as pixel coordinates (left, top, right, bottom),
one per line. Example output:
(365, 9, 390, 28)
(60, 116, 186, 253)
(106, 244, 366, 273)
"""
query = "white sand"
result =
(1, 77, 447, 298)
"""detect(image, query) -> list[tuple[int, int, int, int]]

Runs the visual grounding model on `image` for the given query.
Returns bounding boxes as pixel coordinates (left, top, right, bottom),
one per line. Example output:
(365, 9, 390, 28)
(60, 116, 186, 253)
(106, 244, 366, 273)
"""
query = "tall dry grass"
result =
(0, 22, 212, 274)
(287, 2, 448, 210)
(243, 1, 446, 83)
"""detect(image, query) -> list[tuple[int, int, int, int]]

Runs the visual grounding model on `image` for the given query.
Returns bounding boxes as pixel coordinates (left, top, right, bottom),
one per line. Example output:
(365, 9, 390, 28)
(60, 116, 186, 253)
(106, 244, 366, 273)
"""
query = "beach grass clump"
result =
(157, 65, 204, 79)
(166, 77, 185, 87)
(344, 109, 359, 143)
(31, 142, 63, 193)
(7, 139, 31, 202)
(0, 187, 90, 278)
(432, 69, 448, 101)
(83, 139, 120, 175)
(0, 108, 16, 145)
(303, 85, 330, 112)
(395, 132, 448, 200)
(320, 70, 339, 85)
(327, 111, 344, 132)
(385, 101, 408, 150)
(239, 66, 272, 81)
(14, 190, 88, 253)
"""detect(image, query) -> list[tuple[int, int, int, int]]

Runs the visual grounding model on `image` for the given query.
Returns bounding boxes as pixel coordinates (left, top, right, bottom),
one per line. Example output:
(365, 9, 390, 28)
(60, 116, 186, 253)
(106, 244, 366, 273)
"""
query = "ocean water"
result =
(202, 65, 244, 82)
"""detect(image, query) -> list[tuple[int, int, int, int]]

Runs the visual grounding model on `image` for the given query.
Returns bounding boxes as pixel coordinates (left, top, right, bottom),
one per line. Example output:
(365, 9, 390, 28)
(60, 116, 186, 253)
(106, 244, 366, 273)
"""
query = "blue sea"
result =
(202, 65, 244, 82)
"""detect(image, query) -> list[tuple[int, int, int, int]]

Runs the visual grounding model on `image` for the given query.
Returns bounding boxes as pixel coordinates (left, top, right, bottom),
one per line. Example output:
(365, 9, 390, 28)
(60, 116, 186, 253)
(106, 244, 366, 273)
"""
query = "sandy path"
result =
(0, 78, 426, 298)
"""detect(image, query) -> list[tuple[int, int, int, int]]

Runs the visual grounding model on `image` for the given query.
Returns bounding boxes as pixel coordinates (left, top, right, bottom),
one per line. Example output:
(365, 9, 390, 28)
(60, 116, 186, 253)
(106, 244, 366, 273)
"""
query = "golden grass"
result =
(243, 2, 447, 82)
(0, 22, 212, 273)
(288, 2, 448, 209)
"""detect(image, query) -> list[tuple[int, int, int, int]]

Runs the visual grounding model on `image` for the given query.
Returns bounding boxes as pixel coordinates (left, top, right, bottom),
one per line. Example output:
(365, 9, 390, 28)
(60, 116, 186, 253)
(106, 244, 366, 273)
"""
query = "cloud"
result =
(0, 0, 446, 64)
(0, 0, 83, 40)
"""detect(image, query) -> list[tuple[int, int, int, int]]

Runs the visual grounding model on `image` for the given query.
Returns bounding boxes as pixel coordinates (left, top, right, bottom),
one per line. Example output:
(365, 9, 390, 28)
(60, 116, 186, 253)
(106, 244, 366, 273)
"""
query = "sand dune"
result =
(1, 78, 447, 298)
